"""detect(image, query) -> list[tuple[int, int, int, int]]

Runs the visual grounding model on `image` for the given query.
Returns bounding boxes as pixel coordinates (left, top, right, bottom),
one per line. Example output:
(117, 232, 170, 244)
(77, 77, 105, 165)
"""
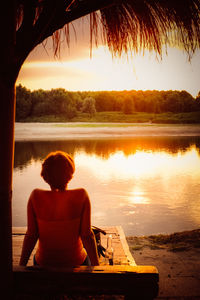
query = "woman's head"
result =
(41, 151, 75, 190)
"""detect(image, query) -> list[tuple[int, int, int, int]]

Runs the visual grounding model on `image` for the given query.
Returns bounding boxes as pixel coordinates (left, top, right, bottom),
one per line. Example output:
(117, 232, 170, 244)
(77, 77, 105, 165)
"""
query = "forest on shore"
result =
(16, 85, 200, 123)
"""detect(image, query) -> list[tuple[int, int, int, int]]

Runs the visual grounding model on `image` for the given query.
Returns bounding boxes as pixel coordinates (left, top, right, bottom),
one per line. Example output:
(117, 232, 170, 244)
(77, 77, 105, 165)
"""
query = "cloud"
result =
(19, 62, 86, 80)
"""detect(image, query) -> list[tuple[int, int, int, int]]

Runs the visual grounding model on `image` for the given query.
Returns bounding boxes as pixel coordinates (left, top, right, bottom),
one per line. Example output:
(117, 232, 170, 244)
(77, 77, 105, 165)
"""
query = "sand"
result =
(15, 122, 200, 141)
(127, 229, 200, 299)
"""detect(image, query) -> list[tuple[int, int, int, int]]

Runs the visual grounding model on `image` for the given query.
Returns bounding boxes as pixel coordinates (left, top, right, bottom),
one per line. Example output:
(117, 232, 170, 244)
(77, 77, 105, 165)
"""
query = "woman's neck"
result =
(50, 186, 67, 192)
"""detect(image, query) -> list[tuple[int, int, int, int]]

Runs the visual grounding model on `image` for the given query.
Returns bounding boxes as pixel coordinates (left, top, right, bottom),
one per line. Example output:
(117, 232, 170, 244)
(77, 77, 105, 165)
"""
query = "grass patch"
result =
(54, 123, 154, 128)
(22, 111, 200, 124)
(148, 229, 200, 245)
(168, 245, 189, 252)
(130, 245, 144, 251)
(152, 111, 200, 124)
(127, 229, 200, 252)
(147, 229, 200, 251)
(149, 244, 164, 250)
(23, 114, 70, 122)
(72, 112, 153, 123)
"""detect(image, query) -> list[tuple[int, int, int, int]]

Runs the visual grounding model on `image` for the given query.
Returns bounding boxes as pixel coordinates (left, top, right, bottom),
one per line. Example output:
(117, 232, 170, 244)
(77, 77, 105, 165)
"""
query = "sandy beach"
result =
(15, 122, 200, 141)
(127, 229, 200, 299)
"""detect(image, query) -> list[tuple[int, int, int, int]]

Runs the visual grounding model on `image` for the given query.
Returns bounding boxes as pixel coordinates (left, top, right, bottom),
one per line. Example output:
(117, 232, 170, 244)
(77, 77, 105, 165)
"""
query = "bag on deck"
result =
(92, 226, 106, 258)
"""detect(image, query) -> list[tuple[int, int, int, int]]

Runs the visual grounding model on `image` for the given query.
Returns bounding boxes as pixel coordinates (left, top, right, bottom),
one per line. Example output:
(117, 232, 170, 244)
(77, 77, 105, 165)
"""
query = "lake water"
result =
(13, 136, 200, 236)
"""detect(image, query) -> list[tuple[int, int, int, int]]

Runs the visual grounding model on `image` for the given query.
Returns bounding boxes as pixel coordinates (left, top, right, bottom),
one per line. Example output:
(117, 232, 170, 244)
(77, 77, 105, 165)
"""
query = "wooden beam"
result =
(13, 265, 159, 299)
(0, 1, 17, 296)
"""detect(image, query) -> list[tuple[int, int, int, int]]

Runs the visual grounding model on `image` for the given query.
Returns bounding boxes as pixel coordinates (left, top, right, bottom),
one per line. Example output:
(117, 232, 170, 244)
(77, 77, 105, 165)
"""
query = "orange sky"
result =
(17, 20, 200, 97)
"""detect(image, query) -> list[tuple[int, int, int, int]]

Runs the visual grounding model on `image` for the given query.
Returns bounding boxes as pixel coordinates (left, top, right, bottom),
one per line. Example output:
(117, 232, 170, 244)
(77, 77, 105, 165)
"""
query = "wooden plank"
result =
(12, 227, 26, 234)
(99, 226, 136, 265)
(116, 225, 136, 266)
(12, 228, 36, 266)
(14, 265, 159, 274)
(13, 265, 159, 298)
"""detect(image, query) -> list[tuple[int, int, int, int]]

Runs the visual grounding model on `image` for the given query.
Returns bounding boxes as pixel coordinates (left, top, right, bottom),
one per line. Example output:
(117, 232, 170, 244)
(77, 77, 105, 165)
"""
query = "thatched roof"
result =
(16, 0, 200, 61)
(100, 0, 200, 58)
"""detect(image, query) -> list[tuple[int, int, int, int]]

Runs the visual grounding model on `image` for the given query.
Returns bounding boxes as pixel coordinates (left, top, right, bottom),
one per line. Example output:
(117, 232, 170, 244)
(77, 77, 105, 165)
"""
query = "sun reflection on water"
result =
(13, 140, 200, 234)
(128, 188, 150, 204)
(74, 145, 200, 229)
(75, 145, 200, 181)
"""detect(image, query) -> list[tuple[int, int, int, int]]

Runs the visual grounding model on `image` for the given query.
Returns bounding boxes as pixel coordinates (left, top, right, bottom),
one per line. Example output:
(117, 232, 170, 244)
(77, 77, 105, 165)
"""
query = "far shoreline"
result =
(15, 122, 200, 141)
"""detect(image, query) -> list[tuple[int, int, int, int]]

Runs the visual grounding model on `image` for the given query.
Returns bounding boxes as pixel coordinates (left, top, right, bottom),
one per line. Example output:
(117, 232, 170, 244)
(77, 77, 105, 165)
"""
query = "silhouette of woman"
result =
(20, 151, 99, 267)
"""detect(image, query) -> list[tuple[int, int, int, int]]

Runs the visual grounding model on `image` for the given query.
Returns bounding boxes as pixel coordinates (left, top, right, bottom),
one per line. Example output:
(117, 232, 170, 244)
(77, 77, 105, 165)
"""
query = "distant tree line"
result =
(16, 85, 200, 121)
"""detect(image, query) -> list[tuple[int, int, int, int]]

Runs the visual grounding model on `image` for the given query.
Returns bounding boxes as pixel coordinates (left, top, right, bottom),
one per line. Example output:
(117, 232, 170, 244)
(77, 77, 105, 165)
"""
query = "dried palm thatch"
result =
(16, 0, 200, 61)
(99, 0, 200, 58)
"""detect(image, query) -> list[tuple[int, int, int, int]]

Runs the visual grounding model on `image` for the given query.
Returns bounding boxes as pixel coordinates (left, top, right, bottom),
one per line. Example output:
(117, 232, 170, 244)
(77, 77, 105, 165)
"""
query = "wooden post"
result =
(0, 1, 17, 298)
(0, 82, 16, 299)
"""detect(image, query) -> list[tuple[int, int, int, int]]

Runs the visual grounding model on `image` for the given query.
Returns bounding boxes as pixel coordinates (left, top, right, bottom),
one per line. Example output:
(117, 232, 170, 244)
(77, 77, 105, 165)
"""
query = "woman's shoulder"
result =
(69, 188, 90, 202)
(29, 188, 49, 200)
(69, 188, 88, 196)
(30, 188, 46, 195)
(30, 188, 89, 203)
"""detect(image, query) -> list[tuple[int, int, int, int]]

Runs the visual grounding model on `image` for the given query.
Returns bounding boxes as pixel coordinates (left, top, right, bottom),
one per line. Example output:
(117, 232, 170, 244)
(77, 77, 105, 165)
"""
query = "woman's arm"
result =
(19, 191, 39, 266)
(80, 190, 99, 266)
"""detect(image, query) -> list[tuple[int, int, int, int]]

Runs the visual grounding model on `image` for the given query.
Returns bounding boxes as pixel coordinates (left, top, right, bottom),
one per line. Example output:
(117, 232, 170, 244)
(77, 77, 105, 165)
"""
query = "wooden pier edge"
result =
(116, 225, 136, 266)
(12, 226, 159, 299)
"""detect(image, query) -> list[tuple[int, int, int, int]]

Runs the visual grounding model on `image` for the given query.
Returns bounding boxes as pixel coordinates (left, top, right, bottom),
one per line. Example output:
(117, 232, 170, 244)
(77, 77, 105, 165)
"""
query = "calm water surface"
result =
(13, 137, 200, 236)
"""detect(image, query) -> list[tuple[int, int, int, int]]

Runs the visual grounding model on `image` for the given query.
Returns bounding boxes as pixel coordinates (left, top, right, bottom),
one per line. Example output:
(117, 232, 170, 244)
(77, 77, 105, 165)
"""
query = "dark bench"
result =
(13, 264, 159, 299)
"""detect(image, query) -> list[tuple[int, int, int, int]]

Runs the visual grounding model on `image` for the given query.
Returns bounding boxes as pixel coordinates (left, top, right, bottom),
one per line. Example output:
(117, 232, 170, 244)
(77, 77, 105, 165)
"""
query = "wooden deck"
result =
(13, 226, 159, 299)
(12, 226, 136, 266)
